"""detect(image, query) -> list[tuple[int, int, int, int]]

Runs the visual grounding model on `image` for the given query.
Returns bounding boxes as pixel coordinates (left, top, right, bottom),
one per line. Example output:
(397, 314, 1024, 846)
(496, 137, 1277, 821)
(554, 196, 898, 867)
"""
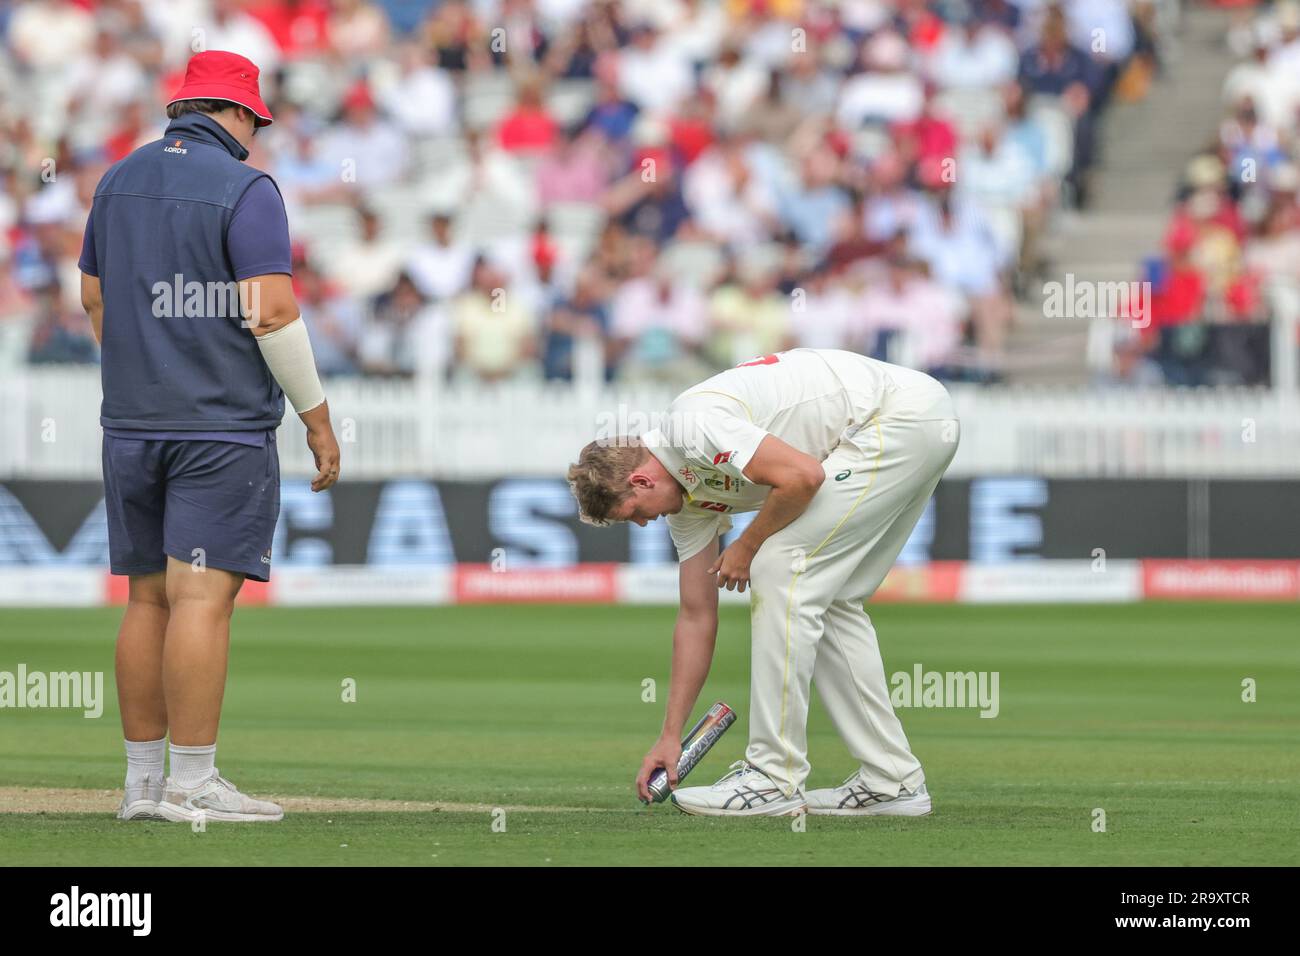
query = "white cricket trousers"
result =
(744, 372, 959, 798)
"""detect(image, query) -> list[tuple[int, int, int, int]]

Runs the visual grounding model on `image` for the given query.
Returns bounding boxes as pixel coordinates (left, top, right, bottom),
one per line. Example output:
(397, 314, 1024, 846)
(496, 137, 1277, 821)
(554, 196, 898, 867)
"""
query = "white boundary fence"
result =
(3, 367, 1298, 480)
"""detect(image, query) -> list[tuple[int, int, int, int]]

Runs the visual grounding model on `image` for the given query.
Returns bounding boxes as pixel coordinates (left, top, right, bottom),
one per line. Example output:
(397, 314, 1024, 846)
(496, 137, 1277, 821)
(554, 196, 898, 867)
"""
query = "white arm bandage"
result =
(255, 318, 326, 414)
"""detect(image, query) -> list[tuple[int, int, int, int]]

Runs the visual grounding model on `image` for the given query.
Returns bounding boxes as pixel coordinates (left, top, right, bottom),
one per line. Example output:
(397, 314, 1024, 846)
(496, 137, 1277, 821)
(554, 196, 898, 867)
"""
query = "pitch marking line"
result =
(0, 787, 641, 815)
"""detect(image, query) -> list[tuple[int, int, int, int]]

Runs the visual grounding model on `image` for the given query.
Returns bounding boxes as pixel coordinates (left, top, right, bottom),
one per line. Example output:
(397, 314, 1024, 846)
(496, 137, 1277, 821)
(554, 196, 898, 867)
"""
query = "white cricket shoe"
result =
(805, 772, 932, 816)
(670, 760, 806, 817)
(156, 770, 284, 823)
(116, 773, 165, 820)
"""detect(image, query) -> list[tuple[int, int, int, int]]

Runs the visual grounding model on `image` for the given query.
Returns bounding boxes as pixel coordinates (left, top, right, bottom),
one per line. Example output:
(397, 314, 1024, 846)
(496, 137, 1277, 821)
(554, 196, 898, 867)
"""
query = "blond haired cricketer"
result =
(568, 349, 959, 816)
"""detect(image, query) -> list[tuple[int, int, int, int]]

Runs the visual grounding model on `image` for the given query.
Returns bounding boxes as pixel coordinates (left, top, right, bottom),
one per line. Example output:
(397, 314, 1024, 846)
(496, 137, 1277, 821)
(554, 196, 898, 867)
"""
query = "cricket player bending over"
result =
(79, 51, 339, 823)
(567, 349, 958, 816)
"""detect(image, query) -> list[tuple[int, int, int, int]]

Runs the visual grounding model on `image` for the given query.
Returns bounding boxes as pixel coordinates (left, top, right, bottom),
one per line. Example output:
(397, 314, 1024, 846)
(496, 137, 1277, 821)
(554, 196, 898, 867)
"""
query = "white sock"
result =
(169, 742, 217, 789)
(124, 737, 166, 801)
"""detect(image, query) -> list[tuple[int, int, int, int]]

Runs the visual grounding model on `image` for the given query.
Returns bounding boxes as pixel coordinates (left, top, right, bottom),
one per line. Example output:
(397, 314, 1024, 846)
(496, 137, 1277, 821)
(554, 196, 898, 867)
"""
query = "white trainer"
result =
(116, 773, 165, 821)
(805, 772, 932, 816)
(156, 770, 284, 823)
(670, 760, 806, 817)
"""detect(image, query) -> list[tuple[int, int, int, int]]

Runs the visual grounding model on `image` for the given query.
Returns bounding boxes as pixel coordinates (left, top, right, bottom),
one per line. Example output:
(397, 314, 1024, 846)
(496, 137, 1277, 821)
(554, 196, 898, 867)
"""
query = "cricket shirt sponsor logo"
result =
(677, 466, 698, 485)
(260, 548, 272, 566)
(702, 473, 744, 492)
(163, 139, 188, 154)
(835, 469, 851, 481)
(712, 450, 735, 465)
(696, 501, 732, 513)
(49, 886, 151, 936)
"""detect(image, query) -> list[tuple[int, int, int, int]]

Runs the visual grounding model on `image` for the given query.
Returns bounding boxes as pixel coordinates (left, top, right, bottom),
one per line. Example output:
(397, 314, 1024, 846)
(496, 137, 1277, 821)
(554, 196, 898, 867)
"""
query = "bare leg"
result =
(162, 555, 244, 746)
(116, 571, 169, 741)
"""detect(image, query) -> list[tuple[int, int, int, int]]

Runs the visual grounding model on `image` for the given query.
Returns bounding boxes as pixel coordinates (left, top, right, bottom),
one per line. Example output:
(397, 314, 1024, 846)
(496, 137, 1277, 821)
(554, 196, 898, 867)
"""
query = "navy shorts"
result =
(102, 433, 280, 582)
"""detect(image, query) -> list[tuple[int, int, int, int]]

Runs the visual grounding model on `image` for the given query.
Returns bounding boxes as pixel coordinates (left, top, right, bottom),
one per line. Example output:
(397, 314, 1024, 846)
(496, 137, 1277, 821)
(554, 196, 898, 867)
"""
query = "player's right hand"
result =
(306, 422, 341, 493)
(636, 736, 683, 803)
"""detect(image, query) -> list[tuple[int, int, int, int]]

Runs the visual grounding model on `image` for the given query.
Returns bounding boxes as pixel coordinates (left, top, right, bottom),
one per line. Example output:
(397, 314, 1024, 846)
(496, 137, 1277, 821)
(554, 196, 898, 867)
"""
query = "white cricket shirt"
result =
(641, 349, 936, 561)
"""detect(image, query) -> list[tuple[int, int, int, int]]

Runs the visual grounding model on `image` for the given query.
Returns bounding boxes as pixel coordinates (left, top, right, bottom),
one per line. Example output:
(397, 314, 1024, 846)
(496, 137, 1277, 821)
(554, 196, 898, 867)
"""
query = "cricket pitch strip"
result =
(0, 787, 636, 815)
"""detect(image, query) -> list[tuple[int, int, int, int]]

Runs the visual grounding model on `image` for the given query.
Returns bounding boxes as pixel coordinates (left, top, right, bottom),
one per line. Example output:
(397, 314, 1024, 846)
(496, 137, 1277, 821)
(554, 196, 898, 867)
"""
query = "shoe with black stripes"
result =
(805, 772, 932, 816)
(670, 760, 806, 817)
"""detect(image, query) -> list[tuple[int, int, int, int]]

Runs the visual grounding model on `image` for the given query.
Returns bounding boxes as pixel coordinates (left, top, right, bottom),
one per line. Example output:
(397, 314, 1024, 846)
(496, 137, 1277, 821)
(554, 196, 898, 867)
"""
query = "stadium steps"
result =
(1007, 4, 1237, 385)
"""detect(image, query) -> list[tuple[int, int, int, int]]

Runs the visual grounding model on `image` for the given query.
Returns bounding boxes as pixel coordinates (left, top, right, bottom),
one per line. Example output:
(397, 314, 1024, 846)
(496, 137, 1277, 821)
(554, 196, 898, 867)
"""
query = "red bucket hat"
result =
(167, 50, 273, 127)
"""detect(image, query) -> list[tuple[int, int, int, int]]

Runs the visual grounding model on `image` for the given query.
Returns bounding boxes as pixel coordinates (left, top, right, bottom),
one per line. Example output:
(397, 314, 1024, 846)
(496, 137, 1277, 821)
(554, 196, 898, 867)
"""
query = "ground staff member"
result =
(79, 50, 340, 823)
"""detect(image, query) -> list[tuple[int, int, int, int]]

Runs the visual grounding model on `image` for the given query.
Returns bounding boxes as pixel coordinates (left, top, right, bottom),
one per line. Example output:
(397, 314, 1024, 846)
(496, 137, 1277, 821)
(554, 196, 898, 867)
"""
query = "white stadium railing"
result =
(2, 367, 1298, 480)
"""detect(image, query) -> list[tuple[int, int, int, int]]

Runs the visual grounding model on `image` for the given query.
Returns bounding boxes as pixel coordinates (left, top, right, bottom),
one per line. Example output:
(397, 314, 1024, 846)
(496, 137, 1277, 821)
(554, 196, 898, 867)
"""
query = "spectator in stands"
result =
(271, 108, 352, 211)
(926, 11, 1019, 90)
(330, 0, 391, 59)
(780, 43, 840, 119)
(318, 81, 409, 189)
(1169, 155, 1245, 297)
(683, 131, 779, 248)
(7, 0, 95, 74)
(1094, 325, 1164, 387)
(584, 68, 640, 145)
(1065, 0, 1136, 101)
(331, 205, 405, 302)
(496, 75, 560, 154)
(789, 262, 855, 350)
(62, 25, 149, 132)
(891, 85, 959, 176)
(617, 21, 694, 114)
(423, 0, 483, 72)
(536, 124, 614, 207)
(1223, 25, 1300, 133)
(861, 151, 927, 244)
(1145, 223, 1210, 386)
(707, 257, 793, 367)
(1019, 5, 1104, 207)
(858, 254, 965, 375)
(956, 121, 1039, 269)
(447, 127, 538, 235)
(27, 283, 98, 365)
(451, 258, 538, 383)
(542, 264, 611, 382)
(380, 43, 458, 138)
(609, 247, 708, 384)
(838, 30, 925, 128)
(909, 185, 1012, 360)
(406, 211, 476, 302)
(606, 136, 690, 244)
(702, 43, 769, 133)
(1245, 194, 1300, 284)
(359, 271, 448, 379)
(776, 145, 850, 254)
(1219, 97, 1286, 198)
(296, 260, 364, 376)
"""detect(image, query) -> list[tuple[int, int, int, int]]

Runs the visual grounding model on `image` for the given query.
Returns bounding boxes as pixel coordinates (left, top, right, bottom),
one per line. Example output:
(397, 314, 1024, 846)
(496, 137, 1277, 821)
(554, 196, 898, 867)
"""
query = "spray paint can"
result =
(642, 701, 737, 804)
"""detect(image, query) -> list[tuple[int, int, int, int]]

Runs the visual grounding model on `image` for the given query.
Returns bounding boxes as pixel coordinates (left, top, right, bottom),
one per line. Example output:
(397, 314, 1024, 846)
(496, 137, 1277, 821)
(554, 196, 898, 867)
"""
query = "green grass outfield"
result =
(1, 602, 1297, 866)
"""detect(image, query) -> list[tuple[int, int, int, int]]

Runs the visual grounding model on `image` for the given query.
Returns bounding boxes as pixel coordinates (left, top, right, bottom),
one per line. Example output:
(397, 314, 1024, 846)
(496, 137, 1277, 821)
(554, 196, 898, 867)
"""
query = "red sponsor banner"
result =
(870, 561, 965, 603)
(452, 564, 619, 604)
(103, 572, 272, 606)
(1141, 560, 1300, 600)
